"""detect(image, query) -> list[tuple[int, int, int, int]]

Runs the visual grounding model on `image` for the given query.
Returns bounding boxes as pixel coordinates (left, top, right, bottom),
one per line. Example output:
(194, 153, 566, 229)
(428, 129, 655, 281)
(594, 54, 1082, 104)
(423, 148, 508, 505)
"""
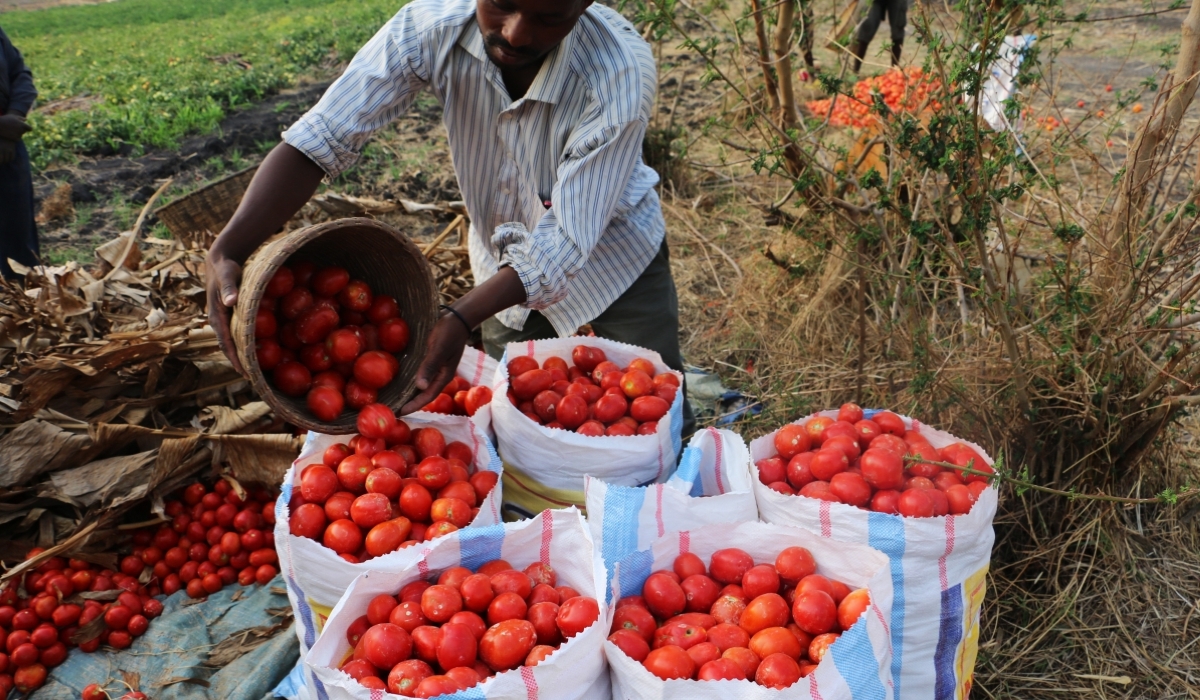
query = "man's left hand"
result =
(0, 115, 30, 142)
(0, 139, 16, 166)
(399, 314, 470, 415)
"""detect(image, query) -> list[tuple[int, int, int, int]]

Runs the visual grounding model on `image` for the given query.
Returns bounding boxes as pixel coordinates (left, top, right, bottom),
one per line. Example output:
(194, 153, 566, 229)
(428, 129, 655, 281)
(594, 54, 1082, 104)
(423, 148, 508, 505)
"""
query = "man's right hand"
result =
(206, 252, 245, 376)
(0, 115, 30, 142)
(0, 139, 15, 166)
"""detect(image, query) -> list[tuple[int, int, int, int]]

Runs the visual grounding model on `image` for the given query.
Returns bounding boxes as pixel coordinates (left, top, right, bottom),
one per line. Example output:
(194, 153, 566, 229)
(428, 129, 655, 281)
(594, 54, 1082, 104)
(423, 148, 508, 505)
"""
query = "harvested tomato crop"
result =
(805, 67, 944, 129)
(330, 560, 599, 693)
(609, 548, 871, 687)
(288, 422, 499, 562)
(756, 404, 992, 517)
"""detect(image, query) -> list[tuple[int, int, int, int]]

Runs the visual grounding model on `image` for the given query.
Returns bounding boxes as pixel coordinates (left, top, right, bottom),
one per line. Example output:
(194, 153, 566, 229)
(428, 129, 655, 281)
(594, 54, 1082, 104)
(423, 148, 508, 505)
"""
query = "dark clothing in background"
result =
(856, 0, 908, 52)
(1, 25, 39, 280)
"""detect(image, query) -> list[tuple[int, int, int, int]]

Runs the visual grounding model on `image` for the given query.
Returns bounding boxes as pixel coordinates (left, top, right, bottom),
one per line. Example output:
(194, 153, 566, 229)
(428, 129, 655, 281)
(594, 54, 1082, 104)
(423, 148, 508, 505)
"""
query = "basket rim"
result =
(154, 164, 260, 216)
(232, 217, 438, 434)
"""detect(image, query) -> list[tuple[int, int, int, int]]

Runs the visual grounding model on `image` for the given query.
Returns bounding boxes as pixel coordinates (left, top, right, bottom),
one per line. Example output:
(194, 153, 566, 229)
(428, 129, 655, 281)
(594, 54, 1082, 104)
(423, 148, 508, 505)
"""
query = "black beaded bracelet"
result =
(440, 304, 472, 332)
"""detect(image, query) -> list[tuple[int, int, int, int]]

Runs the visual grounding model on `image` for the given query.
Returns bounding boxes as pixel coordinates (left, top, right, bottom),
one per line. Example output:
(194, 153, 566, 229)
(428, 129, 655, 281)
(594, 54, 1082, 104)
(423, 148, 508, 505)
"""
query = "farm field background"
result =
(5, 0, 405, 168)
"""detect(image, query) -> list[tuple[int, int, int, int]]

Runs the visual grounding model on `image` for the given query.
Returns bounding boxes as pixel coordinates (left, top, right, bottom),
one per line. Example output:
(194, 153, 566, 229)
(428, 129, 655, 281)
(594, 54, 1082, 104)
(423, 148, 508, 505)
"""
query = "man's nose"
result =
(502, 14, 534, 48)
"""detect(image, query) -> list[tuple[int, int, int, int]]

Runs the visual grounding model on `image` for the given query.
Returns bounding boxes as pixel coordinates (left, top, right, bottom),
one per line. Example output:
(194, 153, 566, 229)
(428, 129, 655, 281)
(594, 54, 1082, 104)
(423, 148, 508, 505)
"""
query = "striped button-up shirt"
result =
(283, 0, 665, 336)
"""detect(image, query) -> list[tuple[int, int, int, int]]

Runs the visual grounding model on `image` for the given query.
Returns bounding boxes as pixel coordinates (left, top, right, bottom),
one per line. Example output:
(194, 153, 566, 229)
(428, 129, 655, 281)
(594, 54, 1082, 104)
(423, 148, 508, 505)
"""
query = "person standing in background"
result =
(850, 0, 908, 73)
(0, 24, 38, 281)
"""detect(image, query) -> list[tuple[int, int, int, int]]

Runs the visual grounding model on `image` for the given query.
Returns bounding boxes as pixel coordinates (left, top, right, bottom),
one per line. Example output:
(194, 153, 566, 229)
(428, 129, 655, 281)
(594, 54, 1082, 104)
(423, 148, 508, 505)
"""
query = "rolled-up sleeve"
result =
(492, 117, 647, 310)
(1, 27, 37, 116)
(282, 7, 430, 178)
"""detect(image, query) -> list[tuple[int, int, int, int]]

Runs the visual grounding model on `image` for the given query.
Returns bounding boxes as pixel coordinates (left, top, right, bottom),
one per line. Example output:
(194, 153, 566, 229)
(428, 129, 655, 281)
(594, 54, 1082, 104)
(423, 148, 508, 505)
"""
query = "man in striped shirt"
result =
(206, 0, 694, 436)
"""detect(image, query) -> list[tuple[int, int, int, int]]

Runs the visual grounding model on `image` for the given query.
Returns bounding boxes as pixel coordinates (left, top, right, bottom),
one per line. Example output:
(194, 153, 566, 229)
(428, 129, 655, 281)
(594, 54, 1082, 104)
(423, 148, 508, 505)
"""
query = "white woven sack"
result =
(750, 410, 998, 700)
(277, 413, 504, 700)
(411, 346, 499, 440)
(306, 508, 610, 700)
(584, 426, 757, 600)
(606, 521, 895, 700)
(492, 337, 684, 493)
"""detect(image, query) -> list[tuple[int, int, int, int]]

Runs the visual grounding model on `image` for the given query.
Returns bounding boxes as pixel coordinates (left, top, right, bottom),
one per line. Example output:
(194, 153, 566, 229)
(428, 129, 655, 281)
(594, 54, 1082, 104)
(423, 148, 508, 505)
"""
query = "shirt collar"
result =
(457, 15, 576, 106)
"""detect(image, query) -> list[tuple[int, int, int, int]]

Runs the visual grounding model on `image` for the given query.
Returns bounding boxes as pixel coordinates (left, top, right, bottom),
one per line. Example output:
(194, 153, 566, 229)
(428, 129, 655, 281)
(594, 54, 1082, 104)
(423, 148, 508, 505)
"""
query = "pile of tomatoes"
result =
(756, 404, 992, 517)
(0, 478, 278, 695)
(419, 376, 492, 417)
(506, 345, 678, 436)
(333, 561, 600, 696)
(608, 547, 869, 687)
(288, 423, 498, 562)
(252, 262, 412, 424)
(806, 67, 944, 128)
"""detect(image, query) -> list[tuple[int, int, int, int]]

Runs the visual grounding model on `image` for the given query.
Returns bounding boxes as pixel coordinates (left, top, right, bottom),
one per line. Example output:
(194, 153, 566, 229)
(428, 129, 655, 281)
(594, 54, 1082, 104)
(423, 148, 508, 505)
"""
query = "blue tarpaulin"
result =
(28, 575, 299, 700)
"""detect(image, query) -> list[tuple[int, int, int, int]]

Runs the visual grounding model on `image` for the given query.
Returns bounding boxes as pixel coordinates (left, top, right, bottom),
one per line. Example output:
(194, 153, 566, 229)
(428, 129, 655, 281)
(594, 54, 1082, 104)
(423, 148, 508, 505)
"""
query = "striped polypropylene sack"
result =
(277, 413, 504, 700)
(491, 337, 684, 521)
(305, 508, 610, 700)
(750, 411, 997, 700)
(584, 427, 756, 601)
(411, 346, 499, 441)
(606, 521, 895, 700)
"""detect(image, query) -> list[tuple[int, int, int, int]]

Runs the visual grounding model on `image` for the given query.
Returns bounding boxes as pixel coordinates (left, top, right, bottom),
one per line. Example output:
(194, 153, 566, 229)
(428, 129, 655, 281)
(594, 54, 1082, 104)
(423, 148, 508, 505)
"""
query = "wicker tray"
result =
(231, 218, 438, 434)
(155, 166, 258, 249)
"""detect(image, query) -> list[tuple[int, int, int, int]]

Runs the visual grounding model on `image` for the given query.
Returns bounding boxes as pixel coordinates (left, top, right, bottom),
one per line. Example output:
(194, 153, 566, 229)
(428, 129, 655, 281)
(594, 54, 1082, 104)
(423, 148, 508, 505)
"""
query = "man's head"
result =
(476, 0, 594, 70)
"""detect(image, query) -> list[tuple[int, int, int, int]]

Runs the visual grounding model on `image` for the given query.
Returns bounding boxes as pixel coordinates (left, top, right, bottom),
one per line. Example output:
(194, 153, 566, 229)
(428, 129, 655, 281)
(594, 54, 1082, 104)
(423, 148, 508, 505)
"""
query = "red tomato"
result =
(687, 641, 721, 668)
(897, 488, 935, 517)
(312, 266, 350, 297)
(642, 645, 695, 680)
(339, 280, 373, 312)
(487, 592, 528, 626)
(774, 547, 816, 584)
(837, 403, 864, 424)
(838, 588, 871, 630)
(804, 416, 834, 445)
(388, 660, 433, 696)
(809, 632, 839, 662)
(322, 519, 362, 554)
(593, 393, 627, 423)
(722, 646, 761, 677)
(507, 356, 540, 378)
(390, 601, 428, 632)
(653, 621, 706, 650)
(944, 484, 975, 514)
(279, 287, 313, 320)
(527, 601, 562, 645)
(740, 593, 790, 635)
(810, 448, 849, 481)
(774, 425, 811, 459)
(413, 428, 447, 460)
(576, 420, 605, 436)
(365, 518, 412, 557)
(365, 467, 402, 499)
(357, 403, 397, 440)
(830, 472, 873, 507)
(608, 629, 651, 662)
(756, 652, 802, 689)
(512, 369, 553, 401)
(870, 489, 901, 513)
(680, 574, 720, 613)
(620, 370, 653, 398)
(356, 623, 413, 670)
(873, 411, 906, 436)
(630, 396, 669, 422)
(556, 596, 598, 638)
(706, 622, 750, 652)
(642, 573, 686, 620)
(289, 503, 327, 539)
(571, 346, 606, 372)
(756, 457, 787, 486)
(354, 352, 396, 390)
(350, 493, 391, 529)
(710, 594, 747, 626)
(741, 565, 781, 600)
(416, 457, 451, 490)
(698, 658, 747, 680)
(436, 622, 477, 670)
(306, 386, 344, 422)
(378, 318, 410, 353)
(610, 604, 656, 644)
(479, 619, 537, 671)
(792, 590, 837, 635)
(709, 548, 754, 585)
(464, 386, 493, 416)
(673, 553, 706, 579)
(750, 626, 803, 660)
(421, 585, 464, 623)
(273, 361, 312, 397)
(414, 675, 460, 697)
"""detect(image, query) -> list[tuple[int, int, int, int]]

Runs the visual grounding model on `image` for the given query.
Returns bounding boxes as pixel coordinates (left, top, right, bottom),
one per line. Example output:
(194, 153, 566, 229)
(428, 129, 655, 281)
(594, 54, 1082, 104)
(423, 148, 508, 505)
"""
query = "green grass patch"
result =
(6, 0, 408, 169)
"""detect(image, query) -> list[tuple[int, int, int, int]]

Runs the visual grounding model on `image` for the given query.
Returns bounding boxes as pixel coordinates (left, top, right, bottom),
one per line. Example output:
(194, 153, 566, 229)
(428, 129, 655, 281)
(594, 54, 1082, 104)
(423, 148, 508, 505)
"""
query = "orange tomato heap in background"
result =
(806, 67, 944, 129)
(333, 561, 600, 695)
(757, 403, 993, 517)
(289, 423, 498, 563)
(609, 547, 871, 688)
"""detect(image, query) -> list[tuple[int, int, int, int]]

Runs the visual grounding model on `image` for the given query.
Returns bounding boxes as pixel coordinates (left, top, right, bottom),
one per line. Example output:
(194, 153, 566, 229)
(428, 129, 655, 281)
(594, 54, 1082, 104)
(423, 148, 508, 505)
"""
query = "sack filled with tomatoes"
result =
(749, 407, 998, 699)
(412, 345, 498, 440)
(276, 413, 503, 695)
(604, 520, 894, 698)
(490, 338, 685, 520)
(305, 508, 611, 700)
(585, 428, 757, 599)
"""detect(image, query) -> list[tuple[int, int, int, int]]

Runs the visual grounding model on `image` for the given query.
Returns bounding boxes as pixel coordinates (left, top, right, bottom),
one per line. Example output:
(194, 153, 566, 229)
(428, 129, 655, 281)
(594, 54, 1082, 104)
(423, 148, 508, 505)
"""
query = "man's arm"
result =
(206, 5, 436, 372)
(0, 27, 35, 148)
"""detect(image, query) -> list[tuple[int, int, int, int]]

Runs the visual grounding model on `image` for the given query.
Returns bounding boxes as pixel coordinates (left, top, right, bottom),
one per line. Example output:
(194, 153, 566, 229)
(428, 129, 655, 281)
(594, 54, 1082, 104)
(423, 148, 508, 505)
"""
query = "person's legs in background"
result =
(851, 0, 888, 73)
(887, 0, 908, 67)
(0, 140, 39, 280)
(481, 240, 697, 440)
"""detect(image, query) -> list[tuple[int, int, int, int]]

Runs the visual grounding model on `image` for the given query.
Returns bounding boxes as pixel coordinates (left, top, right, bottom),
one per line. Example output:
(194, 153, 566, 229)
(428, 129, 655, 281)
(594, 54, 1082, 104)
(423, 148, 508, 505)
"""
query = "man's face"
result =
(476, 0, 593, 70)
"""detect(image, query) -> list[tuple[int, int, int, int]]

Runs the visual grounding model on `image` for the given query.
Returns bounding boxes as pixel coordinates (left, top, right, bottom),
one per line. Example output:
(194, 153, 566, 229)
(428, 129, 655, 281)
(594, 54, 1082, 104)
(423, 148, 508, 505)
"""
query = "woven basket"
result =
(231, 218, 438, 434)
(155, 166, 258, 249)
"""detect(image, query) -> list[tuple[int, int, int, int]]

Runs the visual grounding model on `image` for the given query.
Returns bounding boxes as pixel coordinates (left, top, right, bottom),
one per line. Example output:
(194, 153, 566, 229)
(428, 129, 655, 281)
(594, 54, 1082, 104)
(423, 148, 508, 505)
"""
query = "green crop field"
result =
(3, 0, 408, 168)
